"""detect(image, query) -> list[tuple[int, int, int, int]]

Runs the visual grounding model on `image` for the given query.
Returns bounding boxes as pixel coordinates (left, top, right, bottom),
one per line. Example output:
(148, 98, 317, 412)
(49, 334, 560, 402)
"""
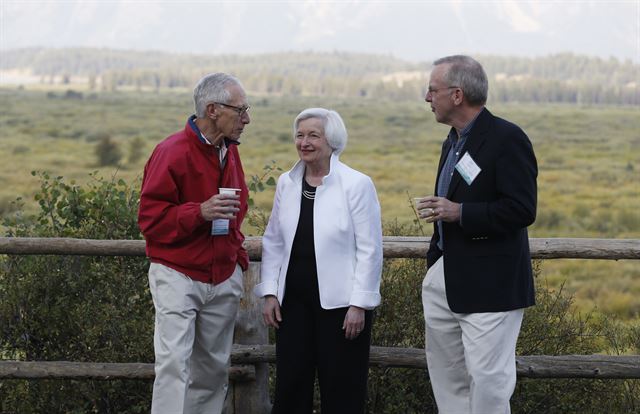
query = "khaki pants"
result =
(422, 257, 523, 414)
(148, 263, 243, 414)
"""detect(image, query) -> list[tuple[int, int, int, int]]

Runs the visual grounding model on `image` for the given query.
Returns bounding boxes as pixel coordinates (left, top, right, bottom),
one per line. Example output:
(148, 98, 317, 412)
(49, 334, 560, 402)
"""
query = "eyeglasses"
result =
(214, 102, 250, 116)
(427, 86, 460, 95)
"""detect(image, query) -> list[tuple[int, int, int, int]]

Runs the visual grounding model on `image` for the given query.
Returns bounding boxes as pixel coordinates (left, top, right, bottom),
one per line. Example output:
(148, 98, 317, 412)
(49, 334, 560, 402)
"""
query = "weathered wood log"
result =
(380, 237, 640, 260)
(515, 354, 640, 379)
(0, 361, 255, 381)
(0, 237, 145, 256)
(227, 262, 272, 414)
(0, 237, 638, 260)
(232, 345, 640, 379)
(528, 238, 640, 260)
(3, 347, 639, 379)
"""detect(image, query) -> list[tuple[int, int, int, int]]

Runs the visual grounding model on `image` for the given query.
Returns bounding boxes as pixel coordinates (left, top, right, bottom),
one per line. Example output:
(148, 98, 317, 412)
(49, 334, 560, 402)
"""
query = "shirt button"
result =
(450, 172, 454, 176)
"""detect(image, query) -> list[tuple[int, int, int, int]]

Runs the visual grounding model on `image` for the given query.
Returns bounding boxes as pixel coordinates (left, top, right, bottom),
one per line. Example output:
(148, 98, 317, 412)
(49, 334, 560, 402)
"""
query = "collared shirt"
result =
(188, 114, 228, 168)
(436, 108, 483, 251)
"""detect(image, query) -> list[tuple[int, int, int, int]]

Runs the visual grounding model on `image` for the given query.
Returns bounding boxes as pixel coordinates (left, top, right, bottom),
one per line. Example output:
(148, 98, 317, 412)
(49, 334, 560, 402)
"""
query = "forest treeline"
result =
(2, 47, 638, 105)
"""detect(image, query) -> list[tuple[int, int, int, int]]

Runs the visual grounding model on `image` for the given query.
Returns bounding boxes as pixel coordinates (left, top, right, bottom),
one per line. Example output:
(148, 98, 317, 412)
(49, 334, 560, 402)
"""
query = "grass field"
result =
(0, 86, 638, 320)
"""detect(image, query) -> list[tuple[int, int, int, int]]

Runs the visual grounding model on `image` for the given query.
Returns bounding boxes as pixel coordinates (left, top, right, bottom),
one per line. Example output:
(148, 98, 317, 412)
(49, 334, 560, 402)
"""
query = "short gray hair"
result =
(433, 55, 488, 106)
(193, 73, 243, 118)
(293, 108, 348, 154)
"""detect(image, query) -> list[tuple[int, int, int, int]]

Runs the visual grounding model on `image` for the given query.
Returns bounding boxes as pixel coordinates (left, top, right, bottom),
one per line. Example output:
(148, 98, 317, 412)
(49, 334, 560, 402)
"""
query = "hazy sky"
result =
(1, 0, 639, 63)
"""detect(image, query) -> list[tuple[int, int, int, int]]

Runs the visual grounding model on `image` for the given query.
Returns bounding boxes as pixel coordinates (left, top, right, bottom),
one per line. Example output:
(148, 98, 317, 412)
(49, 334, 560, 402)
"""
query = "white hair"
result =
(293, 108, 348, 154)
(193, 73, 243, 118)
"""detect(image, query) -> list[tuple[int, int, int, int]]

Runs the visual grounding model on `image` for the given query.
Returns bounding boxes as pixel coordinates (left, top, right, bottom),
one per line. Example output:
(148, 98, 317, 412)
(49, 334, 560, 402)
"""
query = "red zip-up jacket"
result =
(138, 117, 249, 284)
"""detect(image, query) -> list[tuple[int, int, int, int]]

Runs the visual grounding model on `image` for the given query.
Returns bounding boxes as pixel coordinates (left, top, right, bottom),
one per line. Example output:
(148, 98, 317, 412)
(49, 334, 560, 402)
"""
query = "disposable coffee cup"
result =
(219, 187, 241, 196)
(413, 197, 426, 211)
(212, 188, 241, 236)
(414, 196, 434, 217)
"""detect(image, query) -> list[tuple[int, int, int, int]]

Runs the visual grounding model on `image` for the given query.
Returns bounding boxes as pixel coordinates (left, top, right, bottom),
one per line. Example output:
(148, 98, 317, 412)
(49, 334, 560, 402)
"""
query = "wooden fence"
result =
(1, 236, 639, 413)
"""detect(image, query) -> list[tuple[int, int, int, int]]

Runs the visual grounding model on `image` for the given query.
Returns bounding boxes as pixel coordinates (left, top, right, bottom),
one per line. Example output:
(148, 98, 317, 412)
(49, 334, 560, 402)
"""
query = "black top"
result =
(283, 179, 319, 306)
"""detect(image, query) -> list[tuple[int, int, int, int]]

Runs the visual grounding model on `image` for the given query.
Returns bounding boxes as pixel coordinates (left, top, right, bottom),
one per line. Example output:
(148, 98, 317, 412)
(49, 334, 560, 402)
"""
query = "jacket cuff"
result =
(253, 280, 278, 298)
(349, 290, 381, 310)
(174, 202, 207, 235)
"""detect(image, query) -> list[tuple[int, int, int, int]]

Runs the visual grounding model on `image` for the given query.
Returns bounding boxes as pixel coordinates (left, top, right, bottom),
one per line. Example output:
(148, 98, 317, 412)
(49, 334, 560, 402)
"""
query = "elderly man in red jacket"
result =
(138, 72, 251, 414)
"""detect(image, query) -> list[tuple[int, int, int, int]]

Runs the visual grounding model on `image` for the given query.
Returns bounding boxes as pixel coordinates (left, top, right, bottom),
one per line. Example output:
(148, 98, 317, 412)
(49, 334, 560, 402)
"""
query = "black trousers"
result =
(272, 296, 373, 414)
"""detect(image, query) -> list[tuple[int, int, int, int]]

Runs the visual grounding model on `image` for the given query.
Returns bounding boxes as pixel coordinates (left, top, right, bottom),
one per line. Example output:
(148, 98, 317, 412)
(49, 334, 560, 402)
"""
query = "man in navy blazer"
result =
(416, 55, 537, 413)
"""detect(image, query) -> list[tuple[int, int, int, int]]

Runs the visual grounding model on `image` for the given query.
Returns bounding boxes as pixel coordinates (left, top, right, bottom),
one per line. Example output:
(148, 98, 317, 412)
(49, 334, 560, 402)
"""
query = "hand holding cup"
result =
(415, 196, 461, 223)
(201, 188, 241, 221)
(414, 196, 436, 220)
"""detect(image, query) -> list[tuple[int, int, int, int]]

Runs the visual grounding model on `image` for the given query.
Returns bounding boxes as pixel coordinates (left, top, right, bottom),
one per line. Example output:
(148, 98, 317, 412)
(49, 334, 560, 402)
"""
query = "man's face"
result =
(425, 64, 456, 126)
(216, 83, 250, 141)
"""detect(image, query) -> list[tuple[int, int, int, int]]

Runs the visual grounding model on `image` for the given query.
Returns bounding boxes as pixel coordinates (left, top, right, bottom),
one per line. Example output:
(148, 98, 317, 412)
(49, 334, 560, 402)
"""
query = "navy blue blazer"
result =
(426, 108, 538, 313)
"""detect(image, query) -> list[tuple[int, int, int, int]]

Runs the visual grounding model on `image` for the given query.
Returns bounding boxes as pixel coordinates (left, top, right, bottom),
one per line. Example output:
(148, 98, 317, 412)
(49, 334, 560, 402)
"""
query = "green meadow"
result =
(0, 87, 638, 320)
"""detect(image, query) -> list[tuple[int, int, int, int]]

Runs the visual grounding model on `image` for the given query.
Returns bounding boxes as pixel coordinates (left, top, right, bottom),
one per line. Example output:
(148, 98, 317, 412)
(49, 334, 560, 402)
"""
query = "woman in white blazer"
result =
(254, 108, 383, 414)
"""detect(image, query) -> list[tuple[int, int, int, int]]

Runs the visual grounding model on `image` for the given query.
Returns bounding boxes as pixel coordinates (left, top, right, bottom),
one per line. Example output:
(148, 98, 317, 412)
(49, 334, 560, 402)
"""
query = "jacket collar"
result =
(187, 115, 241, 148)
(288, 152, 340, 184)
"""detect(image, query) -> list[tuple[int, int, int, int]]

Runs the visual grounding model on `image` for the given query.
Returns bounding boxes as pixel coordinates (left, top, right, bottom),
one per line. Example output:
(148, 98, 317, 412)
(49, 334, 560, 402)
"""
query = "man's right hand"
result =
(262, 295, 282, 329)
(200, 193, 240, 221)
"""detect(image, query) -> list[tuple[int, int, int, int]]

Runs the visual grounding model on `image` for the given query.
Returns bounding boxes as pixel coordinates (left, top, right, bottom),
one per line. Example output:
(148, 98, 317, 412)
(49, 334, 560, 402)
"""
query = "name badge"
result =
(455, 152, 481, 185)
(212, 219, 230, 235)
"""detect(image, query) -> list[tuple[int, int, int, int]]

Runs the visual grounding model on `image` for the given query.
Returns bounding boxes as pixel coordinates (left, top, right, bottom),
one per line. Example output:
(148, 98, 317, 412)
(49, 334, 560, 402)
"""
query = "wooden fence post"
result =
(226, 261, 272, 414)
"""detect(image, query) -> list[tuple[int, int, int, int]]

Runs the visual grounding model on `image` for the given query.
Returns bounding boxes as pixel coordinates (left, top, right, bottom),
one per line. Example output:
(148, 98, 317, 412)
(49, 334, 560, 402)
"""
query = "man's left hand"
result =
(419, 196, 461, 223)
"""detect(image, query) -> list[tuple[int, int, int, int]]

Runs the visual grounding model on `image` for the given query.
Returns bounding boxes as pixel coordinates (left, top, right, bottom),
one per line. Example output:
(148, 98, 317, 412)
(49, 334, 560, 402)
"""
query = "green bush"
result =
(12, 145, 30, 155)
(245, 161, 280, 234)
(1, 175, 638, 413)
(368, 256, 437, 414)
(617, 209, 640, 233)
(1, 172, 152, 413)
(127, 136, 147, 165)
(95, 135, 122, 167)
(535, 209, 566, 229)
(511, 265, 634, 414)
(365, 224, 639, 414)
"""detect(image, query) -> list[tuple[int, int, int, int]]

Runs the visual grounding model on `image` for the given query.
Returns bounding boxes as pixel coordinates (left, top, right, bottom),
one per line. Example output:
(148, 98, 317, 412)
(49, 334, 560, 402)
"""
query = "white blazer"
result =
(254, 153, 382, 310)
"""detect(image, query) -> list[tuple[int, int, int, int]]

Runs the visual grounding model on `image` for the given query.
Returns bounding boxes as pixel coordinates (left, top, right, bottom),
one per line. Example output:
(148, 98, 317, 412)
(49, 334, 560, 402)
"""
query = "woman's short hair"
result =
(193, 73, 242, 118)
(293, 108, 348, 154)
(433, 55, 488, 106)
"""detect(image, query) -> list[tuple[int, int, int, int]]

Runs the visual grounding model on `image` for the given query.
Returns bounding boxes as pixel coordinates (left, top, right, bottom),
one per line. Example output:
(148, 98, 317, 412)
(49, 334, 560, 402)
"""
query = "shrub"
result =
(64, 90, 83, 100)
(95, 135, 123, 166)
(85, 131, 110, 143)
(617, 209, 640, 233)
(277, 132, 291, 143)
(1, 175, 637, 413)
(127, 136, 147, 165)
(246, 161, 280, 234)
(0, 196, 22, 217)
(12, 145, 30, 155)
(365, 229, 638, 414)
(511, 265, 632, 414)
(368, 256, 437, 414)
(535, 209, 565, 229)
(0, 172, 152, 413)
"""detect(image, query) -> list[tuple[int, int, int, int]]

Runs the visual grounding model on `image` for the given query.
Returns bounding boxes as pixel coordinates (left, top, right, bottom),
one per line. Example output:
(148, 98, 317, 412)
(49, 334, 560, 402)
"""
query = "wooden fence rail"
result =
(2, 345, 639, 380)
(1, 236, 639, 260)
(1, 236, 639, 412)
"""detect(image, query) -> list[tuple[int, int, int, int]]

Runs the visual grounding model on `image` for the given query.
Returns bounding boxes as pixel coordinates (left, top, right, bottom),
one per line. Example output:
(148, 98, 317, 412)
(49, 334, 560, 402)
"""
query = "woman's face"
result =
(295, 117, 333, 167)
